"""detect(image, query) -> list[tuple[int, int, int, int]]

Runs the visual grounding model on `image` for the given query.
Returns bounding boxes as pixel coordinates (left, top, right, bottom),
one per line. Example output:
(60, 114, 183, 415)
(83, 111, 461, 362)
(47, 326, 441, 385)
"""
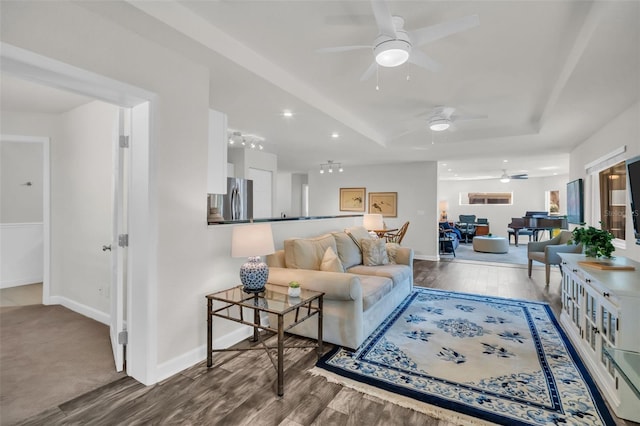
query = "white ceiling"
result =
(2, 0, 638, 181)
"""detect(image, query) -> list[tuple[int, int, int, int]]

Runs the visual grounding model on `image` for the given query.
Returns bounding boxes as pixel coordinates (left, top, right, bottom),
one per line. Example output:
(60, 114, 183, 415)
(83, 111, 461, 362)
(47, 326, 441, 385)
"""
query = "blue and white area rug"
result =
(313, 288, 615, 425)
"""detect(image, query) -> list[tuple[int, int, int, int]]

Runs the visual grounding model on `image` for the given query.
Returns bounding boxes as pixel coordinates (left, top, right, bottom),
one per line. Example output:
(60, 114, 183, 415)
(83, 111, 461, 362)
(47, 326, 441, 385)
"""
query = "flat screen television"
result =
(626, 155, 640, 245)
(566, 178, 584, 225)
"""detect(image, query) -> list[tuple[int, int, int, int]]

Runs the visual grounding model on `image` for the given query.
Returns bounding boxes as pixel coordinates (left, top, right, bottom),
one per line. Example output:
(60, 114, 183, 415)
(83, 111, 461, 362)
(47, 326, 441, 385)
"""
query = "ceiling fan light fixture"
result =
(429, 118, 451, 132)
(500, 170, 511, 183)
(374, 39, 411, 67)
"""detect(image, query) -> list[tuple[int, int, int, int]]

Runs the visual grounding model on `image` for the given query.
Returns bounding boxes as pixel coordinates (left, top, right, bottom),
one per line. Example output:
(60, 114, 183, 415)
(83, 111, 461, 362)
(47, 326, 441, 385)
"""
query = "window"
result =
(599, 161, 626, 240)
(459, 192, 512, 205)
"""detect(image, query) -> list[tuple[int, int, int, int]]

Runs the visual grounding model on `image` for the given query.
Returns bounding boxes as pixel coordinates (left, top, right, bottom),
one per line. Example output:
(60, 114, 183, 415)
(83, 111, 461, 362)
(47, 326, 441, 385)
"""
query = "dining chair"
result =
(385, 221, 410, 244)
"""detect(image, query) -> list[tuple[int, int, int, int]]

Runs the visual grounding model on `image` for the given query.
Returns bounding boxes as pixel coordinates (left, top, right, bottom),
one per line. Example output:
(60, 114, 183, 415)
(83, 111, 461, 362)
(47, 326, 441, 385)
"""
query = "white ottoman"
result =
(473, 236, 509, 254)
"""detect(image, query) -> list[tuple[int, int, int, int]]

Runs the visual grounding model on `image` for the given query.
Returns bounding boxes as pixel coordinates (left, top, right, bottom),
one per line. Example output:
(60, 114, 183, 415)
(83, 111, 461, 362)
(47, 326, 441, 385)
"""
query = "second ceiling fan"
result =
(318, 0, 480, 81)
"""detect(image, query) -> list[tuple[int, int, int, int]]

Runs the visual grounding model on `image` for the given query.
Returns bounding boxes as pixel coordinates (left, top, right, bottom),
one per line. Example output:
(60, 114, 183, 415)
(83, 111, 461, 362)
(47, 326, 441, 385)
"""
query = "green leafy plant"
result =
(288, 281, 300, 288)
(571, 224, 615, 258)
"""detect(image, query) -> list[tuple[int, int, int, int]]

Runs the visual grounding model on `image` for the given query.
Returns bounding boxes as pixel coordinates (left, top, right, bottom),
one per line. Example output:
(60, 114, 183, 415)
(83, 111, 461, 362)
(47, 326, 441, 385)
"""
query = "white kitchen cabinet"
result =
(559, 253, 640, 422)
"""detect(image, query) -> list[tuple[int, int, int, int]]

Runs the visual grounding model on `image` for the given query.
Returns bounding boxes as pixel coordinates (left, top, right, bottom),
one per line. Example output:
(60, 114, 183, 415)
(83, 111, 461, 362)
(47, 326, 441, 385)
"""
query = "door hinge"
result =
(119, 135, 130, 148)
(118, 330, 128, 345)
(118, 234, 128, 247)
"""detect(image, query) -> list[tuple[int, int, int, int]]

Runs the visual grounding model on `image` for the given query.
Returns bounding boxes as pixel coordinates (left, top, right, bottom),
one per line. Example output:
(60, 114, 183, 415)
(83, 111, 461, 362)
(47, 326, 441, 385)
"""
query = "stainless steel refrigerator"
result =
(208, 178, 253, 222)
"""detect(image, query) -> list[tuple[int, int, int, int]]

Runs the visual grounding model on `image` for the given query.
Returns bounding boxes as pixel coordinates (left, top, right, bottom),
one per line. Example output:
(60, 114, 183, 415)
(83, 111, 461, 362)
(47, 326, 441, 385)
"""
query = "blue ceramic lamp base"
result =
(240, 256, 269, 293)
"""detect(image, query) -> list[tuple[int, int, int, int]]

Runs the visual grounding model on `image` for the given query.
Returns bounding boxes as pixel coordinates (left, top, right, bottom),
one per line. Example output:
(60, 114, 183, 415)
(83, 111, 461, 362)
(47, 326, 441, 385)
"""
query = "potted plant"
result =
(288, 281, 301, 298)
(571, 224, 615, 258)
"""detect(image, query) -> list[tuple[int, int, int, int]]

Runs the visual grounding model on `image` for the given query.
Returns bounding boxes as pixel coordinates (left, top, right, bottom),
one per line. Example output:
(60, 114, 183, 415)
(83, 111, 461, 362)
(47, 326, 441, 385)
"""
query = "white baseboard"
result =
(415, 254, 438, 261)
(48, 295, 110, 325)
(154, 326, 252, 384)
(0, 277, 43, 289)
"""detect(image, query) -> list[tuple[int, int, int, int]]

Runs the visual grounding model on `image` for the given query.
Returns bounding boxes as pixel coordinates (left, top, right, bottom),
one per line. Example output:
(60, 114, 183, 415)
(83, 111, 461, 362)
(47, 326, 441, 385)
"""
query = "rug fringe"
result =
(308, 367, 493, 426)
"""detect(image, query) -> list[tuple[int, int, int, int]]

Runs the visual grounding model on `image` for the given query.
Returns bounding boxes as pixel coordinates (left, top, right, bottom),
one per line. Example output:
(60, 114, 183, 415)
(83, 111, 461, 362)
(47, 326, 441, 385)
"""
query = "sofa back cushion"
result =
(284, 234, 337, 270)
(332, 231, 362, 269)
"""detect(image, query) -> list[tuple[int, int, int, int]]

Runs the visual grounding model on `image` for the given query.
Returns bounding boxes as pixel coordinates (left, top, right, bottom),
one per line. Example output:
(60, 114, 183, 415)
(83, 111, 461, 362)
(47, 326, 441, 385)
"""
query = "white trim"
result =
(585, 145, 626, 174)
(1, 278, 44, 289)
(49, 295, 110, 325)
(415, 254, 438, 261)
(155, 327, 252, 383)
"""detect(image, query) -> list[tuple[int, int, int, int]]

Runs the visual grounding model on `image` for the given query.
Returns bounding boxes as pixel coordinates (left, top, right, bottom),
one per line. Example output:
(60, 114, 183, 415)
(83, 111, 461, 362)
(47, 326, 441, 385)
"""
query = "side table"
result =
(206, 285, 324, 396)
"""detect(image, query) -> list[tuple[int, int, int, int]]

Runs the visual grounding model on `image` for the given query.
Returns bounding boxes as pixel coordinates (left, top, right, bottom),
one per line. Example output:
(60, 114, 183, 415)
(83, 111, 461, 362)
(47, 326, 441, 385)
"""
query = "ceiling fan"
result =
(317, 0, 480, 81)
(499, 169, 528, 183)
(424, 106, 487, 132)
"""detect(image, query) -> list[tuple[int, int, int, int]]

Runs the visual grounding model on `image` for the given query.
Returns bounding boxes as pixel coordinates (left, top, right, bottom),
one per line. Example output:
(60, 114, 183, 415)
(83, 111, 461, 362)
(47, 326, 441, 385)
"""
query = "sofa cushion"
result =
(358, 275, 393, 311)
(347, 264, 411, 288)
(332, 231, 362, 269)
(361, 238, 389, 266)
(320, 246, 344, 273)
(284, 234, 337, 270)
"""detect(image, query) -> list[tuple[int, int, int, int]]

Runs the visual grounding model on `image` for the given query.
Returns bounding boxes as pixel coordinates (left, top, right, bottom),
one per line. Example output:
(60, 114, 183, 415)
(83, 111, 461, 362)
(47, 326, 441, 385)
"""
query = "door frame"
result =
(1, 42, 158, 385)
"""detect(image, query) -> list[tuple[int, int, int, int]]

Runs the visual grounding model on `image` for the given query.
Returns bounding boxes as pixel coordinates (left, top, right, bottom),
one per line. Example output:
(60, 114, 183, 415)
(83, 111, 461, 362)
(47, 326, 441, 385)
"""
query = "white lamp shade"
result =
(438, 200, 449, 211)
(231, 223, 275, 258)
(363, 213, 384, 230)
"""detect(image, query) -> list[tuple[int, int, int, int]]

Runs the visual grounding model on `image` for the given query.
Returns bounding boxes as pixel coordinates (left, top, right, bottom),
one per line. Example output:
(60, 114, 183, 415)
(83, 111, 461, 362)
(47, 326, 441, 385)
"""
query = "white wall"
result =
(54, 101, 117, 316)
(439, 175, 569, 243)
(276, 171, 292, 218)
(308, 161, 438, 259)
(570, 102, 640, 262)
(1, 141, 43, 222)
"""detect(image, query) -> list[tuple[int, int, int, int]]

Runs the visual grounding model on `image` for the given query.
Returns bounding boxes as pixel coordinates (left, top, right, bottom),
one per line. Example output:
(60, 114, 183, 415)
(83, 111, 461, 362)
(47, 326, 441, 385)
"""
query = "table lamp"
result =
(231, 223, 275, 293)
(439, 200, 449, 222)
(363, 214, 384, 230)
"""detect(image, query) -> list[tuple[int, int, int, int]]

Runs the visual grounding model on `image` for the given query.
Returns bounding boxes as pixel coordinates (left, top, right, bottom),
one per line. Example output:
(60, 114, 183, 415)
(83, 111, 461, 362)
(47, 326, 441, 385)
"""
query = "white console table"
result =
(559, 253, 640, 422)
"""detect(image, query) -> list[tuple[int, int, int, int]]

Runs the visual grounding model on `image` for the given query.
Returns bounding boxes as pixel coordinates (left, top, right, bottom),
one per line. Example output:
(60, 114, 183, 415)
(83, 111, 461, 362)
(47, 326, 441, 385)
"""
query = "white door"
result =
(110, 108, 130, 372)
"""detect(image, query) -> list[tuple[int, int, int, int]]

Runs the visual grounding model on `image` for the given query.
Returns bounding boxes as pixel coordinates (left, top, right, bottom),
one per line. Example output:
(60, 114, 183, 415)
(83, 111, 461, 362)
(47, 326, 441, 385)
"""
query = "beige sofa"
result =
(266, 226, 414, 349)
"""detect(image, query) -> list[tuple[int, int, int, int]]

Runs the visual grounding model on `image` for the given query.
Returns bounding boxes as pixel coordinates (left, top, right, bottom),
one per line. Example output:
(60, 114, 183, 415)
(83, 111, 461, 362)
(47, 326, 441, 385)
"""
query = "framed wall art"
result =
(339, 187, 366, 212)
(369, 192, 397, 217)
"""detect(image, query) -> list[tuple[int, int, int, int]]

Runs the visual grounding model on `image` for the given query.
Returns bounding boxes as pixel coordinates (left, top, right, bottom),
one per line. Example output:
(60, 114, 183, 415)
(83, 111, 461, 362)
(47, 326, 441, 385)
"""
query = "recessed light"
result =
(282, 110, 293, 118)
(331, 132, 339, 139)
(503, 159, 508, 163)
(441, 163, 447, 167)
(448, 168, 452, 172)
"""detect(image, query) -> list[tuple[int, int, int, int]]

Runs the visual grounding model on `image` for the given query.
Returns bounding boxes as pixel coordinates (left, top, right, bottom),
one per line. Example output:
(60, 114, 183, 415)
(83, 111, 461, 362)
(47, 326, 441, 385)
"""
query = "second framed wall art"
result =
(369, 192, 397, 217)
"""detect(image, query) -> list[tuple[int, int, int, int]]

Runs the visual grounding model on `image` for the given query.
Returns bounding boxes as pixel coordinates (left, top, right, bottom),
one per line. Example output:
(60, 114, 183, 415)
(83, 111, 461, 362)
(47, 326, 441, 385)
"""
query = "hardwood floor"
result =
(15, 260, 627, 425)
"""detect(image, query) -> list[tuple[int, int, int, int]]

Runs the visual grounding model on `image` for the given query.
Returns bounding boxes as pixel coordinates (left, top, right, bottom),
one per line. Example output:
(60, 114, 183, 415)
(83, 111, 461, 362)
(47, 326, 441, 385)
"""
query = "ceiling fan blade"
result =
(316, 45, 371, 53)
(409, 14, 480, 46)
(511, 174, 528, 179)
(370, 0, 396, 37)
(359, 61, 378, 81)
(407, 50, 441, 72)
(451, 113, 488, 122)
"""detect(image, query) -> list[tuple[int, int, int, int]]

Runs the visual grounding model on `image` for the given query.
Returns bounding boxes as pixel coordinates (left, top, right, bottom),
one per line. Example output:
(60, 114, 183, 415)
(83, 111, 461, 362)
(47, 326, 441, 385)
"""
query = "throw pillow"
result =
(320, 246, 344, 273)
(345, 226, 373, 251)
(361, 238, 389, 266)
(386, 242, 400, 264)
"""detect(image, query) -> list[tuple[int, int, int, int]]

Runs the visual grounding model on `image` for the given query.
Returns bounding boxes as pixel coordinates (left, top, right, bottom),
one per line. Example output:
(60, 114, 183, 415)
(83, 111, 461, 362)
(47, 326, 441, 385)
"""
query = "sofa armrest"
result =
(267, 267, 362, 301)
(395, 247, 414, 266)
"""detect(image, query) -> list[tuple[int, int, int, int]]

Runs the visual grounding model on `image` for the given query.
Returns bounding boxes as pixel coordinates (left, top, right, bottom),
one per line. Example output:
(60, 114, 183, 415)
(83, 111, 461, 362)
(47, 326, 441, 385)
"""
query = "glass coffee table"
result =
(206, 285, 324, 396)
